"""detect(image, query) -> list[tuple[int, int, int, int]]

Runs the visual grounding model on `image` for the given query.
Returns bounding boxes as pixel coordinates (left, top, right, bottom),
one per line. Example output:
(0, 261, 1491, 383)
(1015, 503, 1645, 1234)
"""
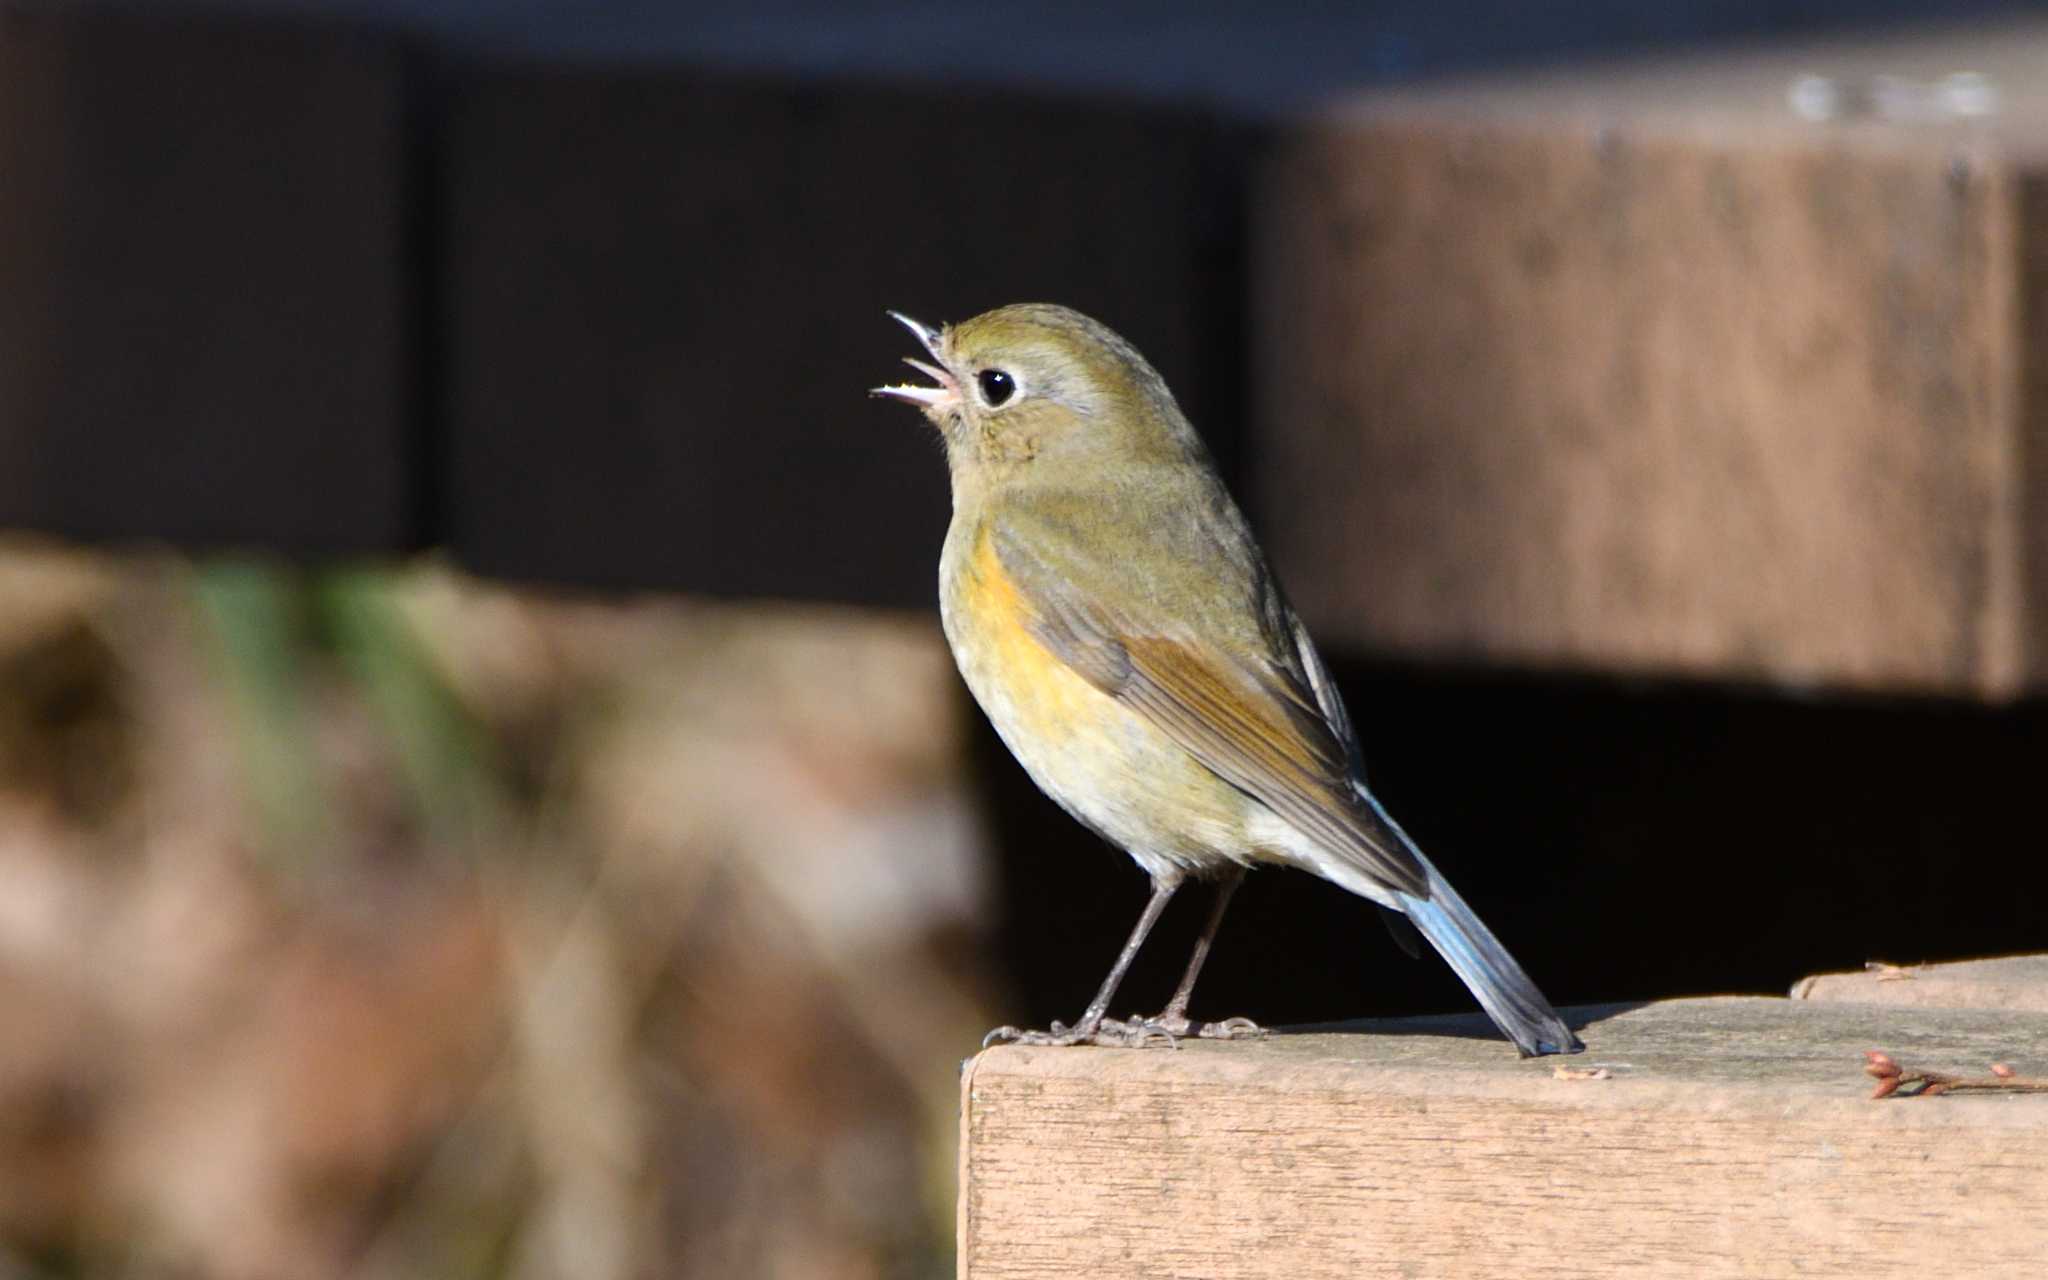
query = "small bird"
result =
(874, 304, 1581, 1057)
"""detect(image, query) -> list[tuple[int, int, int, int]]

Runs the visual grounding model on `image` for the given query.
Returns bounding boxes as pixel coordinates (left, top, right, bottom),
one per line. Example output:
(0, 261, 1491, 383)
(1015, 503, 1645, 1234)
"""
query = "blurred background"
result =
(2, 1, 2047, 1276)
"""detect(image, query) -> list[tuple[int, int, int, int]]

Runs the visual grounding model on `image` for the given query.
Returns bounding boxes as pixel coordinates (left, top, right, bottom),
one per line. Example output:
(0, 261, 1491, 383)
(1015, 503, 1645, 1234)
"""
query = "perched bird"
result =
(873, 304, 1581, 1057)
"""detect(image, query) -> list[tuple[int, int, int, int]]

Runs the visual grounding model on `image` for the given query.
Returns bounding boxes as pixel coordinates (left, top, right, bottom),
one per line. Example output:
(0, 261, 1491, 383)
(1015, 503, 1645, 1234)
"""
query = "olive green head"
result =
(872, 303, 1204, 485)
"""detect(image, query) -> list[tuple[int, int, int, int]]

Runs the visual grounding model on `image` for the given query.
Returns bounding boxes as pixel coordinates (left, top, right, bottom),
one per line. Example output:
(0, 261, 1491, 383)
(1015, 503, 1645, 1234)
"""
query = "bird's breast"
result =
(938, 520, 1249, 874)
(941, 526, 1110, 754)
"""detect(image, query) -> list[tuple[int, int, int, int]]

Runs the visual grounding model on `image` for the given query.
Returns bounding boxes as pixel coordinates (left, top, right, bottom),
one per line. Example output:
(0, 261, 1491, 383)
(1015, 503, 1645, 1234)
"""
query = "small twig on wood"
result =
(1863, 960, 1918, 982)
(1864, 1050, 2048, 1099)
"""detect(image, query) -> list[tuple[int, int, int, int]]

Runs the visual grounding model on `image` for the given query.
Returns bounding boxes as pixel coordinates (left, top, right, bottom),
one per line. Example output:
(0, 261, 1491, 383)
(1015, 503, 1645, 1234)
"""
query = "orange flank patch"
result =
(956, 531, 1112, 750)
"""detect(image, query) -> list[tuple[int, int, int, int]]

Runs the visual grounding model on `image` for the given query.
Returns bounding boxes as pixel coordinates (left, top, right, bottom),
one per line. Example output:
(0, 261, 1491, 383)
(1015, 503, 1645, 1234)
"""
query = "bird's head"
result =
(873, 303, 1200, 489)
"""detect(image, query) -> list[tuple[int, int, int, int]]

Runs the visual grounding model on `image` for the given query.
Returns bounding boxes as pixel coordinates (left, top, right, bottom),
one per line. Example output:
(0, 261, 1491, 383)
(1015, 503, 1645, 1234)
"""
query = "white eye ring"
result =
(974, 367, 1022, 409)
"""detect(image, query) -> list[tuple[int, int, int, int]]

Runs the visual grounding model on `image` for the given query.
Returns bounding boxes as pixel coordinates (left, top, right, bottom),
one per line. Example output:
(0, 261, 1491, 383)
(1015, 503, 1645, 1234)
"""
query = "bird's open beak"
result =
(870, 311, 961, 410)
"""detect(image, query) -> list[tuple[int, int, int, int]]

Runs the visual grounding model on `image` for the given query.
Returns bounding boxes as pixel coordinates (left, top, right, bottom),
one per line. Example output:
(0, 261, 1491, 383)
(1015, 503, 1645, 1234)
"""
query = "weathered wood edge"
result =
(1791, 953, 2048, 1010)
(963, 995, 2048, 1117)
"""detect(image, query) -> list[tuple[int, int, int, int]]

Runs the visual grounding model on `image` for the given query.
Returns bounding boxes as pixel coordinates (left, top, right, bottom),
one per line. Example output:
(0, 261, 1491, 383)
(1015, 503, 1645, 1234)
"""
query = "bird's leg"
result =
(983, 875, 1180, 1048)
(1136, 865, 1266, 1041)
(1157, 866, 1243, 1031)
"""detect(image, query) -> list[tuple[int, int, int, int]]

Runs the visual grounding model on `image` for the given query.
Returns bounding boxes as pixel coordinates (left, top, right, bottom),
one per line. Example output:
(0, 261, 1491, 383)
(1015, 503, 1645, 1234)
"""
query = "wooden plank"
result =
(442, 71, 1243, 606)
(1792, 953, 2048, 1011)
(0, 9, 410, 555)
(1253, 21, 2048, 698)
(960, 997, 2048, 1278)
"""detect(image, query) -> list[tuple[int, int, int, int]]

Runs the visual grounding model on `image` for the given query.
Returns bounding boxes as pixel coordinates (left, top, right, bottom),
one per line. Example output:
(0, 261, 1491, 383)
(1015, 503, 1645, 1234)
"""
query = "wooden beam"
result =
(961, 993, 2048, 1277)
(1254, 21, 2048, 698)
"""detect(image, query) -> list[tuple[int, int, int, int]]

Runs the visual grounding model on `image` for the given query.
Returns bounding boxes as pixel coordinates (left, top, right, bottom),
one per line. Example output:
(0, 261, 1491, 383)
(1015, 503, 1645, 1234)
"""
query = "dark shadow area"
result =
(978, 658, 2048, 1030)
(0, 7, 412, 556)
(437, 65, 1255, 605)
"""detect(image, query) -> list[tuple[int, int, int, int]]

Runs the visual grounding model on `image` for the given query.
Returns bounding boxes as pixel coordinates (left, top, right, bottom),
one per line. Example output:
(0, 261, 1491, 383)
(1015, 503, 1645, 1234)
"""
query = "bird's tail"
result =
(1396, 858, 1582, 1057)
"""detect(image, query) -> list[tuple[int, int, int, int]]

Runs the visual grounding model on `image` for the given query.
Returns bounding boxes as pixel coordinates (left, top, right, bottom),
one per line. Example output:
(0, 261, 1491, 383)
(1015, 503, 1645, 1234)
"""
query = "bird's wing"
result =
(987, 507, 1427, 898)
(1286, 608, 1427, 955)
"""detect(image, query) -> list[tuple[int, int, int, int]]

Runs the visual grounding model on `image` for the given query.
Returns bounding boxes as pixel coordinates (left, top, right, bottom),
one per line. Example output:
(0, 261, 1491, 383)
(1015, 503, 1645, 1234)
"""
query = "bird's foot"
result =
(1146, 1011, 1269, 1044)
(980, 1018, 1179, 1049)
(1120, 1011, 1269, 1041)
(980, 1013, 1266, 1049)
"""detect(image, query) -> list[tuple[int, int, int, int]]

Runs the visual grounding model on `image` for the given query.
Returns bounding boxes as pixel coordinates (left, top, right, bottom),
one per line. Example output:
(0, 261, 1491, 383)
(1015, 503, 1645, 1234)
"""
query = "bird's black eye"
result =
(976, 368, 1016, 407)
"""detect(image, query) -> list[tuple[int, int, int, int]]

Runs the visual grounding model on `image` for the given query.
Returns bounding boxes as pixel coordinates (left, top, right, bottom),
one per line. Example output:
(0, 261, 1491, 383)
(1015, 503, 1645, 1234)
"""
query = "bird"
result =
(872, 303, 1581, 1057)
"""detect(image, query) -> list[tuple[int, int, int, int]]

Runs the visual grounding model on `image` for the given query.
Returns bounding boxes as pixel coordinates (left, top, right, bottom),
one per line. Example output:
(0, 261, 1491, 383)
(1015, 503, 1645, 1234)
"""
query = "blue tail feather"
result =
(1352, 788, 1581, 1056)
(1397, 864, 1582, 1057)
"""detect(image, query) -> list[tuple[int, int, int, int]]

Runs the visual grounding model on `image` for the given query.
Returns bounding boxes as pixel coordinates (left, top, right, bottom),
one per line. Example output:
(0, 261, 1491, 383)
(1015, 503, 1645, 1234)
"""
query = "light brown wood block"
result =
(1255, 21, 2048, 698)
(1792, 953, 2048, 1011)
(959, 997, 2048, 1278)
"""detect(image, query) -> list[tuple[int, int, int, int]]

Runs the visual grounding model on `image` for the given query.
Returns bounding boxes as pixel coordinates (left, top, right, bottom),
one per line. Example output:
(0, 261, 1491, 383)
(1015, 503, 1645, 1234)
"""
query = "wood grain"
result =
(960, 996, 2048, 1277)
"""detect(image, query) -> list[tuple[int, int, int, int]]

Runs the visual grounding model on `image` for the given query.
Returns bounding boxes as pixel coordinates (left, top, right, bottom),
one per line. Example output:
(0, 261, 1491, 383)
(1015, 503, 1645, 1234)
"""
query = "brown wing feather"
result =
(989, 517, 1427, 898)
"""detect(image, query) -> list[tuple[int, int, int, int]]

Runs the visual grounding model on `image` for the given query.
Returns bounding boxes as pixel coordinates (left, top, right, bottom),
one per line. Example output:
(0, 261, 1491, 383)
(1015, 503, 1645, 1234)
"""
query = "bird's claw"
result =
(1196, 1015, 1268, 1040)
(980, 1022, 1095, 1048)
(982, 1024, 1064, 1048)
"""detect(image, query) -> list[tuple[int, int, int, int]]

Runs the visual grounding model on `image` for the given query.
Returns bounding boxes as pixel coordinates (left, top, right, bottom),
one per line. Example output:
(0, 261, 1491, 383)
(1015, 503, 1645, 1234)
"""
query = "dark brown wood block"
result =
(443, 71, 1243, 607)
(0, 9, 409, 555)
(1254, 23, 2048, 698)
